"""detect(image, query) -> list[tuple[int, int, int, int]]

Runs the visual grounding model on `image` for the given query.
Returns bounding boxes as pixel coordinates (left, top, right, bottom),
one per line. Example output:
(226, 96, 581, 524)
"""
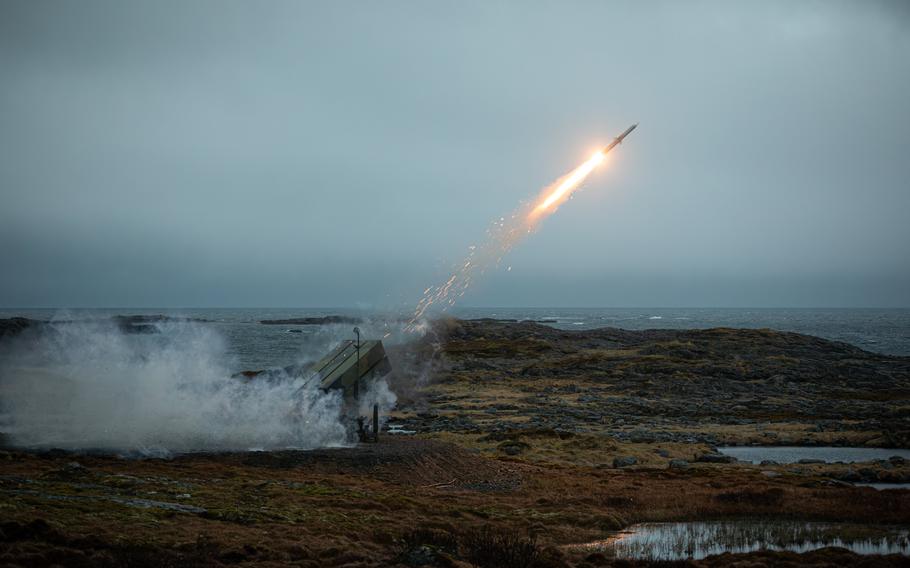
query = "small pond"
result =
(855, 483, 910, 491)
(718, 446, 910, 464)
(576, 520, 909, 561)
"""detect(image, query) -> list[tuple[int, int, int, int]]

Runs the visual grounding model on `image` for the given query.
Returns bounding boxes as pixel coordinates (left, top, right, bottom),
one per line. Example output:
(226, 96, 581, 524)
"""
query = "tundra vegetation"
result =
(1, 318, 908, 566)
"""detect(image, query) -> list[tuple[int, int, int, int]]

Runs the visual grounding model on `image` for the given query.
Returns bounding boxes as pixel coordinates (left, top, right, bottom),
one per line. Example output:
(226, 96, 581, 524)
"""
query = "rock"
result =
(798, 459, 825, 464)
(0, 317, 39, 340)
(585, 552, 610, 566)
(696, 453, 736, 464)
(878, 471, 910, 483)
(840, 469, 861, 482)
(858, 467, 878, 480)
(498, 441, 530, 456)
(112, 315, 207, 333)
(655, 449, 670, 458)
(760, 460, 779, 466)
(668, 459, 689, 470)
(629, 429, 656, 443)
(889, 456, 906, 465)
(259, 316, 361, 325)
(613, 456, 637, 468)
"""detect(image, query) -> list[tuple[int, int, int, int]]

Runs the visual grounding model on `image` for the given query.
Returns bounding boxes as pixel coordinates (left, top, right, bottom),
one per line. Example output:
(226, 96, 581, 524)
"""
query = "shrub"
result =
(714, 487, 785, 506)
(391, 528, 459, 563)
(460, 525, 540, 568)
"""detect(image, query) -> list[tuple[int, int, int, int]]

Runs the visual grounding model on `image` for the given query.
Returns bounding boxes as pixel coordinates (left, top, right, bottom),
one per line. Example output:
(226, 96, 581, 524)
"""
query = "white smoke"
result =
(357, 377, 397, 424)
(0, 320, 355, 455)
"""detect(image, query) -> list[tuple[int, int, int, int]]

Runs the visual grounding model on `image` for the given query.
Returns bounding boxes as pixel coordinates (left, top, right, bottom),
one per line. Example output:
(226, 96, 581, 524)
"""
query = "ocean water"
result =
(1, 308, 908, 370)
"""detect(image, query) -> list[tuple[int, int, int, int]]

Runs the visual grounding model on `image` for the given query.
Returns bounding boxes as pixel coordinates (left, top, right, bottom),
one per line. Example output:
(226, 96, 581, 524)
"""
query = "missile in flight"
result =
(601, 123, 638, 154)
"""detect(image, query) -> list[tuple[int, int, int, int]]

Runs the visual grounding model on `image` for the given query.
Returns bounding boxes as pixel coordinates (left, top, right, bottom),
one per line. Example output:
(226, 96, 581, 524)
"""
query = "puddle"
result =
(855, 483, 910, 491)
(575, 521, 910, 560)
(386, 424, 416, 435)
(718, 446, 910, 464)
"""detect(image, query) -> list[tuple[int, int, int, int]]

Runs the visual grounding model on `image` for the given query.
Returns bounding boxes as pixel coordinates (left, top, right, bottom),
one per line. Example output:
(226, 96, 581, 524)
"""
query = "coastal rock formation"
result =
(0, 317, 37, 340)
(0, 315, 209, 342)
(259, 316, 361, 325)
(392, 318, 910, 448)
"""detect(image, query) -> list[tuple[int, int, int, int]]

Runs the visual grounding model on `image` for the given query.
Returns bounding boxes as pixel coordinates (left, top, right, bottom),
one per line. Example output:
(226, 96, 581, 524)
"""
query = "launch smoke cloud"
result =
(0, 319, 394, 455)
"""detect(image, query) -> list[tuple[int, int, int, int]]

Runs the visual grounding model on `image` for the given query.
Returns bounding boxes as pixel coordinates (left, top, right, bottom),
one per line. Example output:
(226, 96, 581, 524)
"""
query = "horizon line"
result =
(2, 306, 909, 311)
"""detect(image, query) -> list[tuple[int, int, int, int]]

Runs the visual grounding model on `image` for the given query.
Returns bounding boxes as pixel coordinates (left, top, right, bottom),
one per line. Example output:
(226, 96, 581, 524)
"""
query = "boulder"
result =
(840, 469, 861, 482)
(669, 459, 689, 470)
(613, 456, 637, 468)
(798, 458, 825, 465)
(498, 441, 530, 456)
(0, 317, 39, 340)
(629, 429, 657, 443)
(696, 452, 736, 464)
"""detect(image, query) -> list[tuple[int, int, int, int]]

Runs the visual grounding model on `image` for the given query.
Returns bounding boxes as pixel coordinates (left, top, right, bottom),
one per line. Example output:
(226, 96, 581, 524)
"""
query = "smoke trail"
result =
(0, 319, 363, 455)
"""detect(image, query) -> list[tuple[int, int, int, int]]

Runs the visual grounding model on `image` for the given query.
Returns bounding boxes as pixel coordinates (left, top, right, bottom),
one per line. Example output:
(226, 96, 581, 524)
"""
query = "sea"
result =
(2, 308, 908, 371)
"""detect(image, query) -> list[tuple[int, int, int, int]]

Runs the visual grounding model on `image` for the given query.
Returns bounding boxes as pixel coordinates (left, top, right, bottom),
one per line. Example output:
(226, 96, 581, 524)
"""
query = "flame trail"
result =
(531, 150, 607, 219)
(405, 147, 614, 331)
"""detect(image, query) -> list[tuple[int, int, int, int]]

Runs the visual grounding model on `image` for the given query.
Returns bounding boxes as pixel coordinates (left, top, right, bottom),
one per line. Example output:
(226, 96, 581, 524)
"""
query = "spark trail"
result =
(407, 125, 637, 329)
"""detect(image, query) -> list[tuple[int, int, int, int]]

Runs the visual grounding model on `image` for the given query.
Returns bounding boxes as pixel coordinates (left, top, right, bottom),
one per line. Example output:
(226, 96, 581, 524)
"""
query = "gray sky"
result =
(2, 1, 909, 308)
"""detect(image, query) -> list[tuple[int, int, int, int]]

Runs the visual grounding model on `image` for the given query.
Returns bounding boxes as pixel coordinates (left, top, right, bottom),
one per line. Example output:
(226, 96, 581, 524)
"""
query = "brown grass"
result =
(1, 445, 907, 567)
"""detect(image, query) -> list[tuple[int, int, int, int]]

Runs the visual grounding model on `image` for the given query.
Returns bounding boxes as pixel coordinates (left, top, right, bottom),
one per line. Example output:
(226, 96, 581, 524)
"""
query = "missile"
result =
(601, 123, 638, 154)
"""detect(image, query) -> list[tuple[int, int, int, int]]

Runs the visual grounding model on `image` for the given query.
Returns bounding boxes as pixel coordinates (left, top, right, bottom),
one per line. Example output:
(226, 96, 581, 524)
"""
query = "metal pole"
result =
(353, 326, 361, 399)
(373, 403, 379, 442)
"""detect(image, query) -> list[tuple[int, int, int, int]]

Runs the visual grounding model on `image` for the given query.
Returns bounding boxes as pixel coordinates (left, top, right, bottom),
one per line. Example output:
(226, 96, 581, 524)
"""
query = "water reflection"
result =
(718, 446, 910, 464)
(579, 521, 910, 561)
(854, 483, 910, 491)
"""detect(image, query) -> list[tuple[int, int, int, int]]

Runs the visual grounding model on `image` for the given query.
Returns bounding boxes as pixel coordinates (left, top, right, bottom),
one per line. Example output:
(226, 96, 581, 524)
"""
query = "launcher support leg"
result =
(373, 403, 379, 443)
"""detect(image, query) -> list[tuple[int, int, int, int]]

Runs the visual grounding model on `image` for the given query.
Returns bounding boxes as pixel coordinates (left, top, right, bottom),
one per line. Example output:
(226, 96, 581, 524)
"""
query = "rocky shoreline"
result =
(0, 315, 209, 339)
(390, 319, 910, 447)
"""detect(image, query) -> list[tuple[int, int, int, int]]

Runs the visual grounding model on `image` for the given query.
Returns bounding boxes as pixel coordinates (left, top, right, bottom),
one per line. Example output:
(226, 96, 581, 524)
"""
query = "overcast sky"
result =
(2, 1, 909, 309)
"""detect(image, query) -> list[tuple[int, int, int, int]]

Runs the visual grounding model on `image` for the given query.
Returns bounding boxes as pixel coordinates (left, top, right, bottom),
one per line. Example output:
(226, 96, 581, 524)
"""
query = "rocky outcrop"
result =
(0, 317, 40, 340)
(696, 453, 737, 464)
(392, 319, 910, 446)
(0, 315, 209, 341)
(260, 316, 361, 325)
(669, 459, 690, 470)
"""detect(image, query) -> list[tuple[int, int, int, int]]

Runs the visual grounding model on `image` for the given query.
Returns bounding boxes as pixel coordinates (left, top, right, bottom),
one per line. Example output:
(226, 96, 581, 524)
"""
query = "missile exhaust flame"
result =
(531, 150, 606, 218)
(407, 125, 637, 330)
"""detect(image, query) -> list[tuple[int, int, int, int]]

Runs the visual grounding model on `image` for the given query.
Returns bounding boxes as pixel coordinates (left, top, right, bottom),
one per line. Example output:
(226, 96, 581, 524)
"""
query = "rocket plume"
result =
(407, 126, 637, 329)
(530, 150, 607, 218)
